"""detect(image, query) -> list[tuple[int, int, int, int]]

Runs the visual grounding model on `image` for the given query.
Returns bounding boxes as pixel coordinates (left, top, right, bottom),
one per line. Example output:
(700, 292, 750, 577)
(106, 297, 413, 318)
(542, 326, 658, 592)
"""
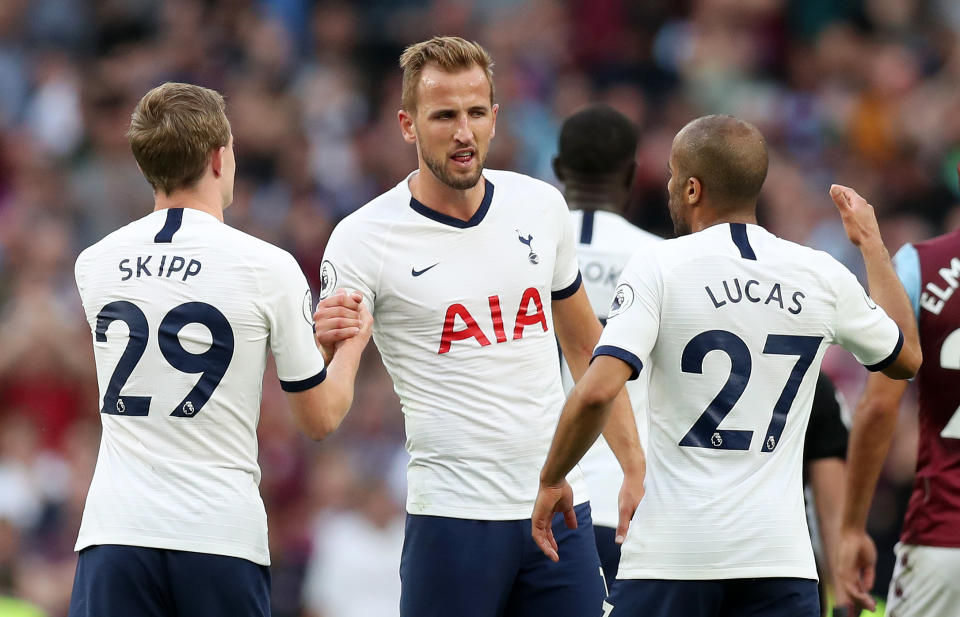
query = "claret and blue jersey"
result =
(892, 235, 960, 548)
(596, 222, 903, 581)
(319, 169, 588, 520)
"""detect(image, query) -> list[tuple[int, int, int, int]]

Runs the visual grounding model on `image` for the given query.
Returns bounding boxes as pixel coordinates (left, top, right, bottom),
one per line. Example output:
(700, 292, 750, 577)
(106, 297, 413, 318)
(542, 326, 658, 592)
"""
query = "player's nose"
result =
(453, 114, 473, 143)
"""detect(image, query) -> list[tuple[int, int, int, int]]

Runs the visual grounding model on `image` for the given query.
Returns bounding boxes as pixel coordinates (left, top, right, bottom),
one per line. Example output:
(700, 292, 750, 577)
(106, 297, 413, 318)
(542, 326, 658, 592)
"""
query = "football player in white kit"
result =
(68, 83, 372, 617)
(312, 37, 645, 617)
(553, 104, 660, 585)
(531, 115, 921, 617)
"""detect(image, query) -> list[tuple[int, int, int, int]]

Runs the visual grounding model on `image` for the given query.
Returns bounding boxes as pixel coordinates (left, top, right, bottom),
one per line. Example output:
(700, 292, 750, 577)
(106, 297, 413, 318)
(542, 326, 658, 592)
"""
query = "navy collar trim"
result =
(154, 208, 184, 243)
(729, 222, 757, 260)
(409, 178, 494, 229)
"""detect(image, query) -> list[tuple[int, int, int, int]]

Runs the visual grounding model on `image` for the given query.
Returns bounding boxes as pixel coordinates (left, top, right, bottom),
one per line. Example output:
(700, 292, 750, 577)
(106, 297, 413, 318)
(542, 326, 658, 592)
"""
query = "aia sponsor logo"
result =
(438, 287, 547, 354)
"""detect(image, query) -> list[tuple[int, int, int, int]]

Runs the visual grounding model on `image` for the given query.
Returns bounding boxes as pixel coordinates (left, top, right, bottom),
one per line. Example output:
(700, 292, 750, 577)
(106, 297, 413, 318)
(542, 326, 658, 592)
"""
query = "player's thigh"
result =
(506, 503, 606, 617)
(593, 524, 622, 588)
(166, 550, 270, 617)
(886, 543, 960, 617)
(399, 514, 520, 617)
(68, 545, 172, 617)
(722, 577, 820, 617)
(603, 579, 723, 617)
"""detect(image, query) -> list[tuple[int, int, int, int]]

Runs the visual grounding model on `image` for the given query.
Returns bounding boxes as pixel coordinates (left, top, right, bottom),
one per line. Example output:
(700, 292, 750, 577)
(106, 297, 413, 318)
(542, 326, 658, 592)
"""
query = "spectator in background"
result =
(301, 478, 403, 617)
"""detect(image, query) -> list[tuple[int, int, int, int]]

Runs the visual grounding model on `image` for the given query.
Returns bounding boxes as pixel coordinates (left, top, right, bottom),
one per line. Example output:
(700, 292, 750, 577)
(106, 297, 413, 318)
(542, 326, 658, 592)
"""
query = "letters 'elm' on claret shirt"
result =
(319, 169, 587, 520)
(596, 222, 903, 581)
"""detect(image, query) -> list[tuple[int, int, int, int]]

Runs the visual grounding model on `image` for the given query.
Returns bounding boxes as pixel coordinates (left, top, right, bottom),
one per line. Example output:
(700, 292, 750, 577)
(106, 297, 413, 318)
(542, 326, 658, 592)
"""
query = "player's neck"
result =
(409, 168, 486, 222)
(690, 207, 757, 233)
(153, 188, 225, 222)
(563, 182, 625, 214)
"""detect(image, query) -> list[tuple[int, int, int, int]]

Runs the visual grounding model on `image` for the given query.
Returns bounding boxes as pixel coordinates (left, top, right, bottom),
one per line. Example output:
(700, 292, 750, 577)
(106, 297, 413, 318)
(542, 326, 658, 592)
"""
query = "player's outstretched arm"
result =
(553, 287, 645, 542)
(533, 355, 633, 561)
(830, 184, 921, 379)
(287, 302, 373, 440)
(835, 373, 908, 613)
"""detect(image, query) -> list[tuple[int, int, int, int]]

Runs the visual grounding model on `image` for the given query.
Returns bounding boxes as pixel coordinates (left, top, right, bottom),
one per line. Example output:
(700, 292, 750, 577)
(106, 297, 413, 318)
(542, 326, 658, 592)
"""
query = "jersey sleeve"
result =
(264, 252, 328, 392)
(893, 243, 921, 320)
(832, 262, 903, 372)
(551, 191, 582, 300)
(318, 218, 378, 313)
(803, 372, 849, 463)
(593, 249, 662, 380)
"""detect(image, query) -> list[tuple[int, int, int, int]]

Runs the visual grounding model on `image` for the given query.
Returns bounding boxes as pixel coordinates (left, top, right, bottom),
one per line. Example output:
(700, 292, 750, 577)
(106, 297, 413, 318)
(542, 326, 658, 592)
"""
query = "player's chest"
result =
(374, 215, 558, 347)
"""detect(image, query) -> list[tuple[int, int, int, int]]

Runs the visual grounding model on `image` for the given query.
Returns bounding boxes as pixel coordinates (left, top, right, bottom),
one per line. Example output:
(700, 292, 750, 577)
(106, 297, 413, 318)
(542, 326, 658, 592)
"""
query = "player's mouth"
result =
(450, 149, 475, 168)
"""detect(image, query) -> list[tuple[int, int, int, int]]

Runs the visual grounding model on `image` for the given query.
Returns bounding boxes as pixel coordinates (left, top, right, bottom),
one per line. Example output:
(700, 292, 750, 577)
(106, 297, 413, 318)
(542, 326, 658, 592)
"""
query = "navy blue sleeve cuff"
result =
(551, 271, 582, 300)
(280, 367, 328, 392)
(592, 345, 643, 381)
(865, 328, 904, 373)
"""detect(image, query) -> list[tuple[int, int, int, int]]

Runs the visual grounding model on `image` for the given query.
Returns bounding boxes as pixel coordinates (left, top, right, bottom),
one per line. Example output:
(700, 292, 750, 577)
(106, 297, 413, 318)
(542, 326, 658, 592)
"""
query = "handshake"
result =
(313, 288, 373, 363)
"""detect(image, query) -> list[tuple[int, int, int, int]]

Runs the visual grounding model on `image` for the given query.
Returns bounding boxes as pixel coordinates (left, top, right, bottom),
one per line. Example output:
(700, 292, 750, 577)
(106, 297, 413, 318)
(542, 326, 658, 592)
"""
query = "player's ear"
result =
(398, 109, 417, 144)
(211, 146, 225, 178)
(490, 103, 498, 139)
(686, 176, 702, 205)
(552, 157, 565, 182)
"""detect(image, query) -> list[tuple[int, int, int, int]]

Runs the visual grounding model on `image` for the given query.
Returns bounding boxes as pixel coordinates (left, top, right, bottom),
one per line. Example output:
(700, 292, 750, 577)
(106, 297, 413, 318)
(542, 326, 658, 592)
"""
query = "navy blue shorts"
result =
(400, 502, 605, 617)
(68, 545, 271, 617)
(593, 525, 622, 589)
(604, 577, 820, 617)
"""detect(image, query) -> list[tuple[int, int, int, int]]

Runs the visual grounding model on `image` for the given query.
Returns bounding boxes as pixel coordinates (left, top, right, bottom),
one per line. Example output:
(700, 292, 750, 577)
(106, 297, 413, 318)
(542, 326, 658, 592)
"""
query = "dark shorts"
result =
(604, 577, 820, 617)
(400, 502, 606, 617)
(593, 525, 622, 589)
(68, 545, 271, 617)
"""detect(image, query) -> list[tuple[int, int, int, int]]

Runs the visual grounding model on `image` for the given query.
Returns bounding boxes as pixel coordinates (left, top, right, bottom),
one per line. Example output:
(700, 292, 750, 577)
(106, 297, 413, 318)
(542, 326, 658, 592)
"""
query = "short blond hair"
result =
(399, 36, 495, 111)
(127, 82, 231, 195)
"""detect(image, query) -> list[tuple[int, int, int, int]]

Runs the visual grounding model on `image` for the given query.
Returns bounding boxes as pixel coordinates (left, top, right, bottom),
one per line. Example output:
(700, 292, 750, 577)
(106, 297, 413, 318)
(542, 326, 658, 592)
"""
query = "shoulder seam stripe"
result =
(730, 223, 757, 260)
(580, 210, 595, 244)
(154, 208, 185, 243)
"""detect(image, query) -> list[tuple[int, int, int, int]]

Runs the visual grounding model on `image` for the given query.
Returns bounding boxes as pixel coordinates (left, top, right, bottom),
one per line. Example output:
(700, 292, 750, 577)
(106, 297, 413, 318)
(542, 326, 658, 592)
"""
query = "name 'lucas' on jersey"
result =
(704, 277, 806, 314)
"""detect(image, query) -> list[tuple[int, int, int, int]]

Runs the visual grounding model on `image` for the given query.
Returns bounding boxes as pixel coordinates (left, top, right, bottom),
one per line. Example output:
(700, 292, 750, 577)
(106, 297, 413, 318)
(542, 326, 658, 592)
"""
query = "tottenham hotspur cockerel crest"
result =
(516, 230, 539, 264)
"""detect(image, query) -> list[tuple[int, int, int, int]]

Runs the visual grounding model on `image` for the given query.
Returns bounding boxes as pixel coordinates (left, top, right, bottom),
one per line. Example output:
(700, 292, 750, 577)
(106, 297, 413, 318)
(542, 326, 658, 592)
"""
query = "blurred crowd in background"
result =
(1, 0, 959, 615)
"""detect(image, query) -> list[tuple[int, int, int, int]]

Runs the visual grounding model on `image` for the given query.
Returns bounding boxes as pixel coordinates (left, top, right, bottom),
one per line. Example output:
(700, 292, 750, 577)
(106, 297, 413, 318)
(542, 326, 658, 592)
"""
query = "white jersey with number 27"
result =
(597, 222, 903, 580)
(74, 208, 326, 566)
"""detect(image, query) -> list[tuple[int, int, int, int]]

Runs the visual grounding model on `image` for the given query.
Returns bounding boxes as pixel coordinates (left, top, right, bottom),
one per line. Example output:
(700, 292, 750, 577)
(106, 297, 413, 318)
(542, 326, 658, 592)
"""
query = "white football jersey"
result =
(74, 208, 326, 566)
(597, 222, 903, 580)
(319, 169, 587, 520)
(561, 209, 660, 528)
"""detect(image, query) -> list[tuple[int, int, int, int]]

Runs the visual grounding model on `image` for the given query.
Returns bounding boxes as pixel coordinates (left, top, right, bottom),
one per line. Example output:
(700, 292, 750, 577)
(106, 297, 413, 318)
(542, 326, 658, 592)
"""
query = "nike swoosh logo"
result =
(411, 263, 440, 277)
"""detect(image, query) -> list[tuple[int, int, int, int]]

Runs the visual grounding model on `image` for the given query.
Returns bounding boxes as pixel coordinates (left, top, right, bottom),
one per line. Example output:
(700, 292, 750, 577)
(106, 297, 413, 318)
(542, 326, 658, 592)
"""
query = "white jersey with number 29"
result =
(74, 208, 326, 566)
(597, 222, 903, 580)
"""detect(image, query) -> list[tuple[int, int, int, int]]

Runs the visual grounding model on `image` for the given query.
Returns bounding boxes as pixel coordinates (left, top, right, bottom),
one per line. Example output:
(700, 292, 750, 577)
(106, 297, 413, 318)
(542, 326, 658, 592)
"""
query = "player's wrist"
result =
(617, 452, 645, 477)
(857, 237, 888, 260)
(539, 471, 565, 488)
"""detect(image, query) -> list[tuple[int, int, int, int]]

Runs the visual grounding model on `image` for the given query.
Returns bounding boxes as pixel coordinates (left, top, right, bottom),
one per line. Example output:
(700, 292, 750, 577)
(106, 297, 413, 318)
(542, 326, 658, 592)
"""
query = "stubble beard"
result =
(669, 192, 691, 238)
(423, 149, 485, 191)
